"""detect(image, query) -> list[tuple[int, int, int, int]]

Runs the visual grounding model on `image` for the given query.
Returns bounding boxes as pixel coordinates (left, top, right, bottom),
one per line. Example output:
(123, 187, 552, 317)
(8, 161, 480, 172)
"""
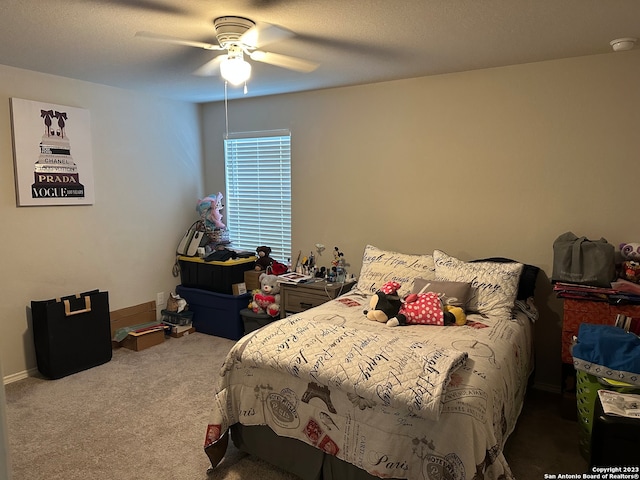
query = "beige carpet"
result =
(5, 332, 587, 480)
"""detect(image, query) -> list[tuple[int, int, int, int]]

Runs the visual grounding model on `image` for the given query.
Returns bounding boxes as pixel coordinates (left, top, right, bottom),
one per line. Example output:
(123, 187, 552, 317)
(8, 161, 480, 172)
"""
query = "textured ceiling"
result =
(0, 0, 638, 103)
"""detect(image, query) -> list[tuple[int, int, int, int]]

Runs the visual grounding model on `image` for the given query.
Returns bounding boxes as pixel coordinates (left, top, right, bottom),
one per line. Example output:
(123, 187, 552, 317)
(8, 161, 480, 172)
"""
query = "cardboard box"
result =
(232, 282, 247, 295)
(111, 301, 165, 351)
(110, 301, 156, 338)
(244, 270, 262, 291)
(169, 325, 195, 338)
(121, 328, 165, 351)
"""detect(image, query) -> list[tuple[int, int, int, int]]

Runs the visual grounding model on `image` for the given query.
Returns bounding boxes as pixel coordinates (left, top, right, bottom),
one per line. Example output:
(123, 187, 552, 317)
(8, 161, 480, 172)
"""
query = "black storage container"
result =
(590, 394, 640, 467)
(31, 290, 112, 379)
(178, 255, 256, 294)
(240, 308, 278, 334)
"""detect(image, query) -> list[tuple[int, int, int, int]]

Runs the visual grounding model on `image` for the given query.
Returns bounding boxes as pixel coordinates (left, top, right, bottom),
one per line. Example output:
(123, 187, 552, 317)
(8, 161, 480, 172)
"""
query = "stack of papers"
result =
(598, 389, 640, 418)
(277, 272, 314, 284)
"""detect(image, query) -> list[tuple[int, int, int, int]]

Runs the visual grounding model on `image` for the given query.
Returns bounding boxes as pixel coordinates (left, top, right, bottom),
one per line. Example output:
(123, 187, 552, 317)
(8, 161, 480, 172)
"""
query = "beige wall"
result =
(2, 49, 637, 389)
(202, 50, 640, 391)
(0, 65, 203, 380)
(0, 358, 9, 480)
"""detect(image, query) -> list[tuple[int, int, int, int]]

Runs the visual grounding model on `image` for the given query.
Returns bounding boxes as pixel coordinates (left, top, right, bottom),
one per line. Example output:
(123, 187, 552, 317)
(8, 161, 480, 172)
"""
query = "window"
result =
(224, 130, 291, 264)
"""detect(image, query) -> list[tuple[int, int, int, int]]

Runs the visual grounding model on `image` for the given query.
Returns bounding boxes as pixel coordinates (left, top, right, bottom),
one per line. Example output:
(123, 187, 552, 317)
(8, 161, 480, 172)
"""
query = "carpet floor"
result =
(4, 332, 588, 479)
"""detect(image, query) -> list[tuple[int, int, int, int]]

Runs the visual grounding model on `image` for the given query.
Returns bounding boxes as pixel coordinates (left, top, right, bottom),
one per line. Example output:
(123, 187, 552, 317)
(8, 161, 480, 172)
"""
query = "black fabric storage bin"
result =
(31, 290, 112, 379)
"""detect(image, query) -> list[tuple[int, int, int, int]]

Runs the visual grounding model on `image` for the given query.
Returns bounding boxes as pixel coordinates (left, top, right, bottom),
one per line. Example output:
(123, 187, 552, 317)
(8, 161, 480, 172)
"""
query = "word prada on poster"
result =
(10, 97, 95, 206)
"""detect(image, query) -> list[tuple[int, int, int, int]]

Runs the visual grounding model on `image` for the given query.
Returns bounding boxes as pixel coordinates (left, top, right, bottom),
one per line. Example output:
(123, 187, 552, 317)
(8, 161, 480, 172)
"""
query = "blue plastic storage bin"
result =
(176, 285, 250, 340)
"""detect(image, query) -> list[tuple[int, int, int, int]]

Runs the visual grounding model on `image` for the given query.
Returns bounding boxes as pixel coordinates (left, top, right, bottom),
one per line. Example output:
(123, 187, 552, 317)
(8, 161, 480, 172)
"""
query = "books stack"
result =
(160, 309, 195, 338)
(553, 282, 617, 301)
(553, 280, 640, 305)
(615, 313, 640, 336)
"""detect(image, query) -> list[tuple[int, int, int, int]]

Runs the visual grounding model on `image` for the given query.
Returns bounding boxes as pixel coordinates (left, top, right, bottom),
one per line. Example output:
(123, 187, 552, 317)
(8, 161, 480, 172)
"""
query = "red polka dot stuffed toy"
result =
(370, 281, 466, 327)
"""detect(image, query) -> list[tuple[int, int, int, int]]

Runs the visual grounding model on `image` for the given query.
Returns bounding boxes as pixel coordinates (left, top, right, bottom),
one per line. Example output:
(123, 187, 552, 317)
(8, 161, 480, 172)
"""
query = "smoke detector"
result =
(610, 37, 637, 52)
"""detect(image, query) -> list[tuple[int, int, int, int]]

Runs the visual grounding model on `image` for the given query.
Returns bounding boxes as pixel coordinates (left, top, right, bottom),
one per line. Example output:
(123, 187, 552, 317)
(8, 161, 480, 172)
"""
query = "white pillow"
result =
(433, 250, 523, 318)
(355, 245, 436, 297)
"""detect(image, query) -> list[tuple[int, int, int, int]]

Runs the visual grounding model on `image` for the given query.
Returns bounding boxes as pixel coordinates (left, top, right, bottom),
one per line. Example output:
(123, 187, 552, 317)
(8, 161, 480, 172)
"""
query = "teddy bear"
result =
(619, 242, 640, 283)
(255, 246, 274, 271)
(196, 193, 225, 230)
(249, 273, 281, 317)
(365, 281, 466, 327)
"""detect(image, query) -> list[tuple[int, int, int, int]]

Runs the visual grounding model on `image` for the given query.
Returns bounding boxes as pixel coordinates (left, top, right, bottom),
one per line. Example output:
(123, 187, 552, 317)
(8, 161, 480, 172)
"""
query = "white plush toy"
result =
(620, 242, 640, 261)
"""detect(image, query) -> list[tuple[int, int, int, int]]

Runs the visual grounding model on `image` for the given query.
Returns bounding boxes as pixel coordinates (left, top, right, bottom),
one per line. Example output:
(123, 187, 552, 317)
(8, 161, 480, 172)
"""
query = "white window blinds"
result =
(224, 130, 292, 264)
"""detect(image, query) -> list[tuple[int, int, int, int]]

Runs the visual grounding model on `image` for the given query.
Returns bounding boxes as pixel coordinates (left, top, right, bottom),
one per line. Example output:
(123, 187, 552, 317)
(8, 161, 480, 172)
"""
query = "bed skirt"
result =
(231, 423, 388, 480)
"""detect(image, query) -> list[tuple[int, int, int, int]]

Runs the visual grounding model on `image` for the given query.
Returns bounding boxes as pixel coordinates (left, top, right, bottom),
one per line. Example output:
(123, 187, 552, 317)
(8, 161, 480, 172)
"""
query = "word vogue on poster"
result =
(10, 98, 95, 206)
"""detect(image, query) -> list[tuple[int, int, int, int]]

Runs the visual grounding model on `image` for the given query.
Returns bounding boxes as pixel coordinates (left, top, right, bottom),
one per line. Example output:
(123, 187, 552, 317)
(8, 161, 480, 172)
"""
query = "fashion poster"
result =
(10, 98, 95, 206)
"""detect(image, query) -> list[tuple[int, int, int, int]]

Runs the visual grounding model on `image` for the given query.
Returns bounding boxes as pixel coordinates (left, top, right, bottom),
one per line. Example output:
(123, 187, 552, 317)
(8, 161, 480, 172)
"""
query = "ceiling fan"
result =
(136, 16, 319, 86)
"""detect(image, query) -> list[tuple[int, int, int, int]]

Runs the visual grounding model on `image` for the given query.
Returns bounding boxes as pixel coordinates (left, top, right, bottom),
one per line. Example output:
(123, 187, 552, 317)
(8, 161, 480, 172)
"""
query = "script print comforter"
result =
(206, 290, 534, 480)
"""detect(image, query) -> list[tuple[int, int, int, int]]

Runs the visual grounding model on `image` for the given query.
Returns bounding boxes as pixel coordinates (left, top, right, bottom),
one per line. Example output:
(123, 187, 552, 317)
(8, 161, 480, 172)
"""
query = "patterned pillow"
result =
(412, 279, 472, 309)
(433, 250, 523, 318)
(355, 245, 436, 297)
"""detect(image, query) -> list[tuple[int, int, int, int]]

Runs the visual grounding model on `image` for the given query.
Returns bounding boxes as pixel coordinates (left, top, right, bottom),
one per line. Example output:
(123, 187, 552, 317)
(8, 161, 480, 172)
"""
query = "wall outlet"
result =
(156, 292, 165, 308)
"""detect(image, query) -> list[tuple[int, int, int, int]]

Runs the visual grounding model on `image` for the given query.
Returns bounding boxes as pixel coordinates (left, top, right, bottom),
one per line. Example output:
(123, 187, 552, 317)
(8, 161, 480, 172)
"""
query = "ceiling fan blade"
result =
(249, 50, 319, 73)
(89, 0, 190, 15)
(135, 31, 222, 51)
(193, 55, 226, 77)
(240, 23, 295, 49)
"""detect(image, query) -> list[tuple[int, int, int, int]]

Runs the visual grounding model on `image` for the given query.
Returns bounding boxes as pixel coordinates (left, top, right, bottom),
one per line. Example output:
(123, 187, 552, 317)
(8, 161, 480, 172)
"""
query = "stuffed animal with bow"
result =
(196, 192, 225, 230)
(365, 281, 466, 327)
(255, 246, 274, 271)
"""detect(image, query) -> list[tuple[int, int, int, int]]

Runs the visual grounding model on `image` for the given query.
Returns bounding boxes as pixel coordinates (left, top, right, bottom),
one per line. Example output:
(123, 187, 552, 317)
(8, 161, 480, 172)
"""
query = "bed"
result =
(204, 246, 539, 480)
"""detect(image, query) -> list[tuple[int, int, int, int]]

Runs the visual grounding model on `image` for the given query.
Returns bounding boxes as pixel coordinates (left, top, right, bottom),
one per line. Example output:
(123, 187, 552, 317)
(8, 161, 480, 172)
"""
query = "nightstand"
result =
(279, 280, 356, 318)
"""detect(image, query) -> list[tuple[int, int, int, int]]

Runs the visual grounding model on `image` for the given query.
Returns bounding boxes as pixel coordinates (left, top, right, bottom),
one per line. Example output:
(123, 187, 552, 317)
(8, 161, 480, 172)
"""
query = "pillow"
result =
(356, 245, 435, 297)
(412, 278, 472, 309)
(433, 250, 523, 318)
(470, 257, 540, 300)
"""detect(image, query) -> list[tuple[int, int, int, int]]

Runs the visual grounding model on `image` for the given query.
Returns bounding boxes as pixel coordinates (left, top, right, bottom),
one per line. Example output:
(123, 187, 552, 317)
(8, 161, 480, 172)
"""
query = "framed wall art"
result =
(10, 98, 95, 206)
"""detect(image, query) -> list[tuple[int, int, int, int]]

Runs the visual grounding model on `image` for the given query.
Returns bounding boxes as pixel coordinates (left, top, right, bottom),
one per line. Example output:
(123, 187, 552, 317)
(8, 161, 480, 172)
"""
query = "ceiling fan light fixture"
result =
(220, 56, 252, 85)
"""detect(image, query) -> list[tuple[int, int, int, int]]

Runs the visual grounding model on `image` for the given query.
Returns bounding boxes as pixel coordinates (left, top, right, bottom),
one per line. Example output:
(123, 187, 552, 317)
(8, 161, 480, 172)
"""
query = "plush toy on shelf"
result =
(364, 281, 466, 327)
(620, 242, 640, 261)
(249, 273, 281, 317)
(619, 242, 640, 283)
(254, 246, 275, 271)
